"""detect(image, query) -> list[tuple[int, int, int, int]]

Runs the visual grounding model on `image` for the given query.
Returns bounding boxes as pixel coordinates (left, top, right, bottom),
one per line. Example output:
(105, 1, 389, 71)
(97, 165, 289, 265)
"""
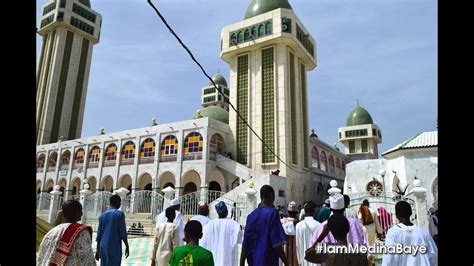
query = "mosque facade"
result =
(36, 0, 348, 212)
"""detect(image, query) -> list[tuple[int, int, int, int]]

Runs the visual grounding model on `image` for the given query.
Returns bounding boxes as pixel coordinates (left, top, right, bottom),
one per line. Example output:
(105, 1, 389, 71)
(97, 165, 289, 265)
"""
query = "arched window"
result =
(60, 151, 70, 166)
(74, 148, 85, 165)
(37, 154, 46, 171)
(210, 133, 225, 153)
(48, 152, 58, 167)
(237, 31, 244, 43)
(121, 141, 136, 160)
(140, 138, 156, 158)
(342, 161, 346, 172)
(230, 33, 237, 45)
(88, 146, 100, 163)
(311, 146, 320, 168)
(265, 22, 272, 35)
(183, 182, 197, 195)
(104, 143, 117, 161)
(244, 29, 250, 41)
(258, 24, 265, 36)
(163, 182, 175, 189)
(184, 132, 203, 154)
(209, 181, 221, 192)
(161, 135, 178, 156)
(328, 155, 335, 173)
(251, 26, 257, 39)
(320, 151, 327, 171)
(336, 158, 341, 170)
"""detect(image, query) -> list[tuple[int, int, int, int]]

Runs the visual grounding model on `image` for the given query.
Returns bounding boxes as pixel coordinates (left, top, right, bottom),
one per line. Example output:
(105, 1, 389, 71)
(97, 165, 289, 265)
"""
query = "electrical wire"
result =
(146, 0, 309, 175)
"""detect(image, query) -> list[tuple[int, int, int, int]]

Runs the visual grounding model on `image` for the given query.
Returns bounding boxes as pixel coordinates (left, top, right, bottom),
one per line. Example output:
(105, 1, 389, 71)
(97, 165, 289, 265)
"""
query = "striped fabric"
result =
(377, 207, 392, 234)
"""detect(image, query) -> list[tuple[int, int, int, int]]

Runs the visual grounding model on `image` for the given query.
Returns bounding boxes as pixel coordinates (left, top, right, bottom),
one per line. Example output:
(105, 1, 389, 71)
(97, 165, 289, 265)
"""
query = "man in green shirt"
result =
(169, 220, 214, 266)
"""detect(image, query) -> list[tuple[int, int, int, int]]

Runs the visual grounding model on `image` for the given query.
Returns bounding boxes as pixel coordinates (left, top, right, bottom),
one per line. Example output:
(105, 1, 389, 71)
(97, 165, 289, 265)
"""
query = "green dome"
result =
(244, 0, 293, 19)
(194, 106, 229, 124)
(209, 74, 227, 87)
(345, 106, 374, 126)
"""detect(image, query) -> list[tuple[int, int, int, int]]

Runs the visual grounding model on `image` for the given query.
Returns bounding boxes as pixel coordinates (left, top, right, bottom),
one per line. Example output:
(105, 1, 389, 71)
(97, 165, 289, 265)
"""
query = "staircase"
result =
(37, 210, 49, 222)
(84, 213, 156, 236)
(209, 155, 287, 226)
(215, 154, 259, 181)
(124, 213, 156, 236)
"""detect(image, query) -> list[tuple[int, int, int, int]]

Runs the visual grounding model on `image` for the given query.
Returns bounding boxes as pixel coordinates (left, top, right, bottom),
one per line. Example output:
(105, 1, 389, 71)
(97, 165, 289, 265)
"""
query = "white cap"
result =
(170, 198, 180, 207)
(329, 193, 345, 210)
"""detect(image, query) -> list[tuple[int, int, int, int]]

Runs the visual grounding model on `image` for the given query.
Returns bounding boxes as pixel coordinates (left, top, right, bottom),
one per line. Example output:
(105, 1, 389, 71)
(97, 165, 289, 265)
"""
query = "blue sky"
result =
(36, 0, 437, 156)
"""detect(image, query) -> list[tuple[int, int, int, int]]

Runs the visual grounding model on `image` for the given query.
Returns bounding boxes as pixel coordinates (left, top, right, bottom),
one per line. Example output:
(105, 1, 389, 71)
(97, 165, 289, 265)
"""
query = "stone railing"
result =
(103, 160, 116, 167)
(121, 159, 134, 166)
(183, 153, 202, 161)
(159, 155, 177, 162)
(139, 157, 154, 164)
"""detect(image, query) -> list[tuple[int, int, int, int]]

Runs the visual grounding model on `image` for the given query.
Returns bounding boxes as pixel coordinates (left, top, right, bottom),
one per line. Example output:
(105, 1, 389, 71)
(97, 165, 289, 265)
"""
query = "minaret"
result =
(338, 104, 382, 161)
(36, 0, 101, 144)
(193, 74, 230, 124)
(201, 74, 230, 112)
(220, 0, 317, 178)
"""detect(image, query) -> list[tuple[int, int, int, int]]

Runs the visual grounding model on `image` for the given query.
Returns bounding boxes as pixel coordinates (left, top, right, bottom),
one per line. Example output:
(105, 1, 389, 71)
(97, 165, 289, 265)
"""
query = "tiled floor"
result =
(92, 234, 154, 265)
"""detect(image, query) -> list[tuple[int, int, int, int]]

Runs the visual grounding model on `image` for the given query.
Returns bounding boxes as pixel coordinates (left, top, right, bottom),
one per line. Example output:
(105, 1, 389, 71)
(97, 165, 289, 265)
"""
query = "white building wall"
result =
(344, 148, 438, 209)
(36, 118, 232, 199)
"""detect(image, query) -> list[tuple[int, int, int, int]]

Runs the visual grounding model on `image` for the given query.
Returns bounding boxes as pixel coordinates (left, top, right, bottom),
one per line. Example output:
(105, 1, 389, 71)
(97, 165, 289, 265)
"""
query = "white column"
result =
(244, 182, 257, 227)
(327, 180, 341, 195)
(410, 179, 428, 229)
(200, 186, 208, 203)
(79, 184, 93, 224)
(114, 187, 130, 212)
(66, 145, 75, 200)
(48, 185, 63, 224)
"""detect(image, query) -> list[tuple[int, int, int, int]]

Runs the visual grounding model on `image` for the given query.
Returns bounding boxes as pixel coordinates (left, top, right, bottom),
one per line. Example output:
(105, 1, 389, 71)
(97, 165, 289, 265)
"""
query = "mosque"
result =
(35, 0, 437, 222)
(36, 0, 348, 211)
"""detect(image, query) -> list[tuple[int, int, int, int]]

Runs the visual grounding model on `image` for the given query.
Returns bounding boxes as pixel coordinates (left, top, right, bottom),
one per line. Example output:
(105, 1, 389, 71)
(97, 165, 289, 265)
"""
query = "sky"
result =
(36, 0, 437, 157)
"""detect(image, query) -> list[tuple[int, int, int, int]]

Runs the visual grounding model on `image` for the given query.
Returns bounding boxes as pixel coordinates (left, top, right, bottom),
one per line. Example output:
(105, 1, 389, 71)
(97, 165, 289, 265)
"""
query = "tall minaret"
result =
(338, 104, 382, 161)
(36, 0, 101, 145)
(220, 0, 317, 179)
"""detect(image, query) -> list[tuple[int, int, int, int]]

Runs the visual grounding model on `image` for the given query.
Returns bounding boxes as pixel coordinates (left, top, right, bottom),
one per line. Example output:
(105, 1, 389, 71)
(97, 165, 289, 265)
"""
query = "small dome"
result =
(209, 74, 227, 87)
(244, 0, 293, 19)
(346, 106, 374, 126)
(193, 106, 229, 124)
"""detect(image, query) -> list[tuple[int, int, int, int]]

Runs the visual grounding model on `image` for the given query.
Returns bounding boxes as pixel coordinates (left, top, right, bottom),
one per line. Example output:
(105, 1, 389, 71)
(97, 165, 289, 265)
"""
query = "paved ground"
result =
(92, 234, 154, 265)
(43, 233, 383, 265)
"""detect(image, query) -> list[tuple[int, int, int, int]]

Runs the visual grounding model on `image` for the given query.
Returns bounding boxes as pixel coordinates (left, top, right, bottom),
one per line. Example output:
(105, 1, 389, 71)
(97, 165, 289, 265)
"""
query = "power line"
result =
(146, 0, 309, 175)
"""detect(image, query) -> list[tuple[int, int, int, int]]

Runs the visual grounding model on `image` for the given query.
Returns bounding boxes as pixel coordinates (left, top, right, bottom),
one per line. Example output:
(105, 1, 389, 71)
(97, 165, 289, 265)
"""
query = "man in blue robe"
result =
(95, 194, 130, 266)
(240, 185, 288, 266)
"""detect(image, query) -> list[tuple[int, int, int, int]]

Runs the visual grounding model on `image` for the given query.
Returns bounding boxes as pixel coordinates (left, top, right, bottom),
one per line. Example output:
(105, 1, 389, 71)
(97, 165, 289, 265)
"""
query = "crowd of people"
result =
(37, 185, 438, 266)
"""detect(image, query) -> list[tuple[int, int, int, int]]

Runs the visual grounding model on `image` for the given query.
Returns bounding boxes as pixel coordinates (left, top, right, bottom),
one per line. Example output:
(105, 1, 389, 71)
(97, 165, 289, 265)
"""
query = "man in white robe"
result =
(382, 201, 438, 266)
(150, 207, 180, 266)
(201, 201, 242, 266)
(296, 201, 321, 266)
(156, 198, 185, 245)
(190, 201, 211, 226)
